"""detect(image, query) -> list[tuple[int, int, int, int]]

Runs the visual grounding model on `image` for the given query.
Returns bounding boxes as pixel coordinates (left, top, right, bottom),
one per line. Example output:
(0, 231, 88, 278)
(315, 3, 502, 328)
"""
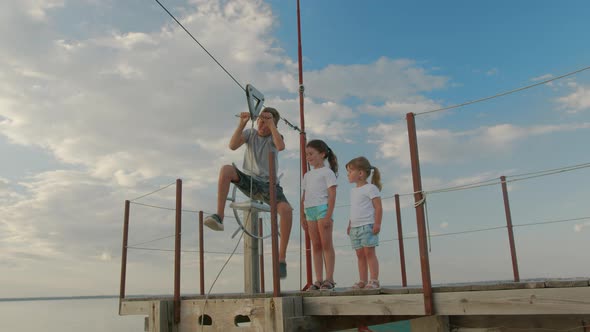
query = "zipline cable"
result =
(415, 65, 590, 116)
(152, 0, 302, 132)
(153, 0, 245, 92)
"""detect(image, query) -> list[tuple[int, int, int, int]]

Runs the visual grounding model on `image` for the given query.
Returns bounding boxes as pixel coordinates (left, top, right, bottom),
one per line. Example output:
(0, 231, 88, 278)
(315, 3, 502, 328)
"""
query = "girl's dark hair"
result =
(307, 139, 338, 176)
(345, 156, 382, 191)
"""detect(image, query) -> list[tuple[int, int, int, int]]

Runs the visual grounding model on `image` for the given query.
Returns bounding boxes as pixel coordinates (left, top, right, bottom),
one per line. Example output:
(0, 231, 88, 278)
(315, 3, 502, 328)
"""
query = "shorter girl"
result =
(346, 156, 383, 290)
(301, 139, 338, 291)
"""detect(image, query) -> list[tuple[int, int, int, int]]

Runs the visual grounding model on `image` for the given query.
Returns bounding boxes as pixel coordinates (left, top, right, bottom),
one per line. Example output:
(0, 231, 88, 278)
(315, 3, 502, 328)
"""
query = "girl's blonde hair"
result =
(346, 156, 382, 191)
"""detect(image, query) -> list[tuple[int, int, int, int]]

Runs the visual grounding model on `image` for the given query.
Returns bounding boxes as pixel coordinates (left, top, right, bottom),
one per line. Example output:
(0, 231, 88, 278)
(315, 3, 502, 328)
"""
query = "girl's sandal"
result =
(320, 279, 336, 291)
(308, 281, 322, 291)
(351, 280, 367, 289)
(365, 280, 381, 290)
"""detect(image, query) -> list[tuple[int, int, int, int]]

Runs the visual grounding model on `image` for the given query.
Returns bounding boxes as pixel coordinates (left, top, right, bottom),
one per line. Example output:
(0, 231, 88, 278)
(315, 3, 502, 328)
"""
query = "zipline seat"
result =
(230, 200, 271, 213)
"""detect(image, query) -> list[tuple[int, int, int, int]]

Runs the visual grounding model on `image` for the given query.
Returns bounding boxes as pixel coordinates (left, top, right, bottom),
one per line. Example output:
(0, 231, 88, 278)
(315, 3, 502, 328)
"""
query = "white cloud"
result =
(531, 73, 553, 82)
(24, 0, 65, 20)
(359, 96, 442, 117)
(574, 221, 590, 233)
(556, 85, 590, 114)
(304, 57, 448, 103)
(486, 68, 498, 76)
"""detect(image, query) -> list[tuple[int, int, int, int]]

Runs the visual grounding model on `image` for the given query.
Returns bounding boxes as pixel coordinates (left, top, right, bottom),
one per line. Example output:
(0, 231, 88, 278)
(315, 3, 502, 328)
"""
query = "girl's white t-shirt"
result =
(349, 183, 380, 227)
(302, 167, 337, 208)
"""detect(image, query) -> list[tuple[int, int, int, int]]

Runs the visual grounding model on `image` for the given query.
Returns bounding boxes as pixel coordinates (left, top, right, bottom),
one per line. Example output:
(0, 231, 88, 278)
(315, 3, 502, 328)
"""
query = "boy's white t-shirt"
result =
(349, 183, 380, 227)
(302, 167, 337, 208)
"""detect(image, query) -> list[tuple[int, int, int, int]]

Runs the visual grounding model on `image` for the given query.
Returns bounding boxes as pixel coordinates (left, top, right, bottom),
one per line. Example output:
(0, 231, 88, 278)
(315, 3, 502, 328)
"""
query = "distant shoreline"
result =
(0, 295, 119, 302)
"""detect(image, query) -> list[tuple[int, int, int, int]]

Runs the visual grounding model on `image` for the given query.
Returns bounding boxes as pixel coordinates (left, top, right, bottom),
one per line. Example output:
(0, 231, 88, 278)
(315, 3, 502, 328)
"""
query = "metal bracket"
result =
(246, 84, 265, 120)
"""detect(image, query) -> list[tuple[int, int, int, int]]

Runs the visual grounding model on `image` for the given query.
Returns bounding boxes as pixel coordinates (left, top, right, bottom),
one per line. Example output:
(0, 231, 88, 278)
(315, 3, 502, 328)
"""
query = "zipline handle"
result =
(246, 84, 265, 120)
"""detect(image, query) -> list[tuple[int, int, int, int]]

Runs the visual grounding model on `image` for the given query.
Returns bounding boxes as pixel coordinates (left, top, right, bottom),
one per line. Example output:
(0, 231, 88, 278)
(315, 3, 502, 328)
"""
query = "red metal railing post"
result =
(199, 210, 205, 295)
(296, 0, 313, 289)
(394, 194, 408, 287)
(500, 175, 520, 282)
(269, 151, 281, 296)
(174, 179, 182, 323)
(259, 217, 265, 293)
(406, 112, 433, 315)
(119, 200, 130, 313)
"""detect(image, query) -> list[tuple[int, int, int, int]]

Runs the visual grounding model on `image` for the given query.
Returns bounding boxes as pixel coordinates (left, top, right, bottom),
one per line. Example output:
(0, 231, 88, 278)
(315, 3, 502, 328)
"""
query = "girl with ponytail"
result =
(301, 139, 338, 290)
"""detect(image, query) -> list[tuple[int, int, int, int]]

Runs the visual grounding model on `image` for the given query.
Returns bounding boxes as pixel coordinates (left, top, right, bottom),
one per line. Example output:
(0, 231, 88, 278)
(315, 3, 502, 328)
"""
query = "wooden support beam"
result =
(410, 316, 449, 332)
(303, 287, 590, 316)
(434, 287, 590, 315)
(451, 315, 590, 331)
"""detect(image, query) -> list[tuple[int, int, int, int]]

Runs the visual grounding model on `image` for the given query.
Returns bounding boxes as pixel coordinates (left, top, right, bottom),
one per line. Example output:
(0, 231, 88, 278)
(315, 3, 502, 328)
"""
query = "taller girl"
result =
(346, 156, 383, 290)
(301, 139, 338, 290)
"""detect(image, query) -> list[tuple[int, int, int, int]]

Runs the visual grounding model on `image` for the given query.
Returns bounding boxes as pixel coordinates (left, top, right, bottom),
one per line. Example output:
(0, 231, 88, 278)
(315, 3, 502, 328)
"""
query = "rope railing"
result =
(125, 214, 590, 256)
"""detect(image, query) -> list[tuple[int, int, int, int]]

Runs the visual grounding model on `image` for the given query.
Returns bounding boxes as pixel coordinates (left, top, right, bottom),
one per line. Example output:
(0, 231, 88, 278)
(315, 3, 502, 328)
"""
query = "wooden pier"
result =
(119, 278, 590, 331)
(119, 126, 590, 331)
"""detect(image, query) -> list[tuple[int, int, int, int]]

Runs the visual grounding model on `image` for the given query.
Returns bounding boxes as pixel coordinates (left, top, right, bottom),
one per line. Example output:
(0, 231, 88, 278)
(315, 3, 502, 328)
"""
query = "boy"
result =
(204, 107, 293, 279)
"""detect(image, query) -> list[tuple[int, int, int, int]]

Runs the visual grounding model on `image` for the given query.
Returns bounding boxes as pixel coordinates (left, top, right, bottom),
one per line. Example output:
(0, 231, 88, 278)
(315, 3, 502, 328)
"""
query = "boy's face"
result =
(256, 111, 274, 136)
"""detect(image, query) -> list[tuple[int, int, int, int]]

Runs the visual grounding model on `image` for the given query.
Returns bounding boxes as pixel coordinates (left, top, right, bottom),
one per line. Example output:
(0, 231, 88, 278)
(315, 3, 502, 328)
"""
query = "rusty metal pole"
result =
(269, 151, 281, 296)
(394, 194, 408, 287)
(199, 210, 205, 296)
(296, 0, 313, 290)
(119, 200, 130, 313)
(174, 179, 182, 323)
(406, 113, 433, 315)
(259, 217, 265, 293)
(500, 175, 520, 282)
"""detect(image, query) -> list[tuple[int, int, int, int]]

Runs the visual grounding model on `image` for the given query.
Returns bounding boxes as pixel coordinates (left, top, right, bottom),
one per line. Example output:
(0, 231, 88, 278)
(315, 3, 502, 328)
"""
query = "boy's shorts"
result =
(349, 224, 379, 250)
(233, 165, 290, 206)
(304, 204, 328, 221)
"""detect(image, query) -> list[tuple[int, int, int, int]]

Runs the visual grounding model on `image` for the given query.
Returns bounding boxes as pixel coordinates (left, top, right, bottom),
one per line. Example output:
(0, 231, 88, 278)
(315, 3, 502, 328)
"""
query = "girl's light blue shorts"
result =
(349, 224, 379, 250)
(304, 204, 328, 221)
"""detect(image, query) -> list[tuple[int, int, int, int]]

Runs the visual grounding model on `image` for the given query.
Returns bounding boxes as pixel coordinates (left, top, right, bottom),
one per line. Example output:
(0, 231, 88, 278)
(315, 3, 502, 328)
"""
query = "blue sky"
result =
(1, 0, 589, 300)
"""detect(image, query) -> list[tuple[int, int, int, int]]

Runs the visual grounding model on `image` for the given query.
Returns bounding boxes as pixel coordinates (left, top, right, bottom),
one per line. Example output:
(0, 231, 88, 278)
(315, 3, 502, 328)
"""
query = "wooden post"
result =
(406, 112, 433, 315)
(269, 151, 281, 296)
(244, 210, 260, 294)
(259, 218, 266, 293)
(199, 210, 204, 296)
(173, 179, 182, 324)
(500, 175, 520, 282)
(119, 200, 130, 313)
(395, 194, 408, 287)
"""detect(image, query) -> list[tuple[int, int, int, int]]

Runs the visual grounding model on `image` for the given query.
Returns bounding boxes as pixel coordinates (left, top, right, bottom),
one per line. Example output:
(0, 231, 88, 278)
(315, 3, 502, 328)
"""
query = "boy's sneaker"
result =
(279, 261, 287, 279)
(204, 214, 224, 231)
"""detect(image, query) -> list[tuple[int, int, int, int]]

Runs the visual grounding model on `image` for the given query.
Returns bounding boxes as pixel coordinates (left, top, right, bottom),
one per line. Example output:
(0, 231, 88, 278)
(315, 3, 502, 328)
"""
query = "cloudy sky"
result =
(1, 0, 589, 298)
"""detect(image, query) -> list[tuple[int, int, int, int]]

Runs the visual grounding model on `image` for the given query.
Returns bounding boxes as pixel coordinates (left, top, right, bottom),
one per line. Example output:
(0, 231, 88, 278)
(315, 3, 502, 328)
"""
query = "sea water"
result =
(0, 297, 143, 332)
